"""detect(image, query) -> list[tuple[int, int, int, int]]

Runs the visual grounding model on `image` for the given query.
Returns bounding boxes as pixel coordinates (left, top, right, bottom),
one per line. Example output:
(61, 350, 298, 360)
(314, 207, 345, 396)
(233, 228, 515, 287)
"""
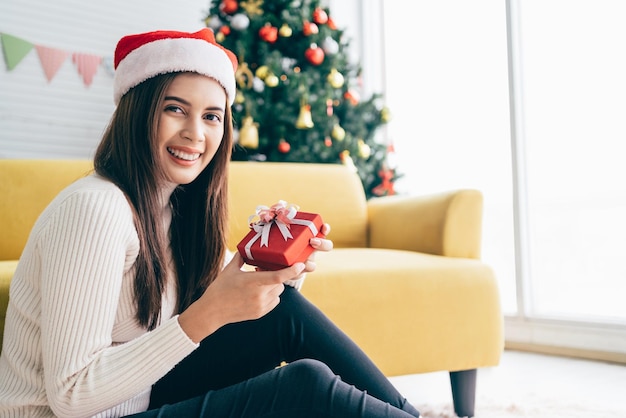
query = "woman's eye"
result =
(165, 105, 183, 113)
(204, 113, 221, 122)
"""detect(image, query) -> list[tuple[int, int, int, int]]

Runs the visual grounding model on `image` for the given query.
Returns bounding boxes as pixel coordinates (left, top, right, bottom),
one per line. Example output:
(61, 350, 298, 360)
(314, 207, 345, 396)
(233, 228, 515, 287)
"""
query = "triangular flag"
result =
(72, 52, 102, 87)
(101, 55, 115, 77)
(36, 45, 69, 82)
(1, 33, 34, 70)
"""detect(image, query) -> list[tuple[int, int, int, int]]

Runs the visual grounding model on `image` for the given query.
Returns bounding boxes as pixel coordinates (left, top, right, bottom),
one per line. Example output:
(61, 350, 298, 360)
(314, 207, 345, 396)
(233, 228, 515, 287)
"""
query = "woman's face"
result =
(156, 72, 227, 185)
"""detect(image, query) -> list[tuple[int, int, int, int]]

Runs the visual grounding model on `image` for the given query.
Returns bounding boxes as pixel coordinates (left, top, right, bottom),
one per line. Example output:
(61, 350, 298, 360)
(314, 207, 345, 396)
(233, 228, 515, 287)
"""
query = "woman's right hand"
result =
(177, 252, 305, 343)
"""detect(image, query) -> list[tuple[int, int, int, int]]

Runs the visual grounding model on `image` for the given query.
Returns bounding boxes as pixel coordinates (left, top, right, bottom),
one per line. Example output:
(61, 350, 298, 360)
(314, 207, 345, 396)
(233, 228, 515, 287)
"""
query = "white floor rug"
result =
(416, 396, 625, 418)
(389, 351, 626, 418)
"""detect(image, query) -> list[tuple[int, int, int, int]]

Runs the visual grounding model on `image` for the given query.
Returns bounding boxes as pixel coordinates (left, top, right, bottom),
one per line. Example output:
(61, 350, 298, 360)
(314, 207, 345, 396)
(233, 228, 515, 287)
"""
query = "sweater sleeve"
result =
(38, 187, 197, 418)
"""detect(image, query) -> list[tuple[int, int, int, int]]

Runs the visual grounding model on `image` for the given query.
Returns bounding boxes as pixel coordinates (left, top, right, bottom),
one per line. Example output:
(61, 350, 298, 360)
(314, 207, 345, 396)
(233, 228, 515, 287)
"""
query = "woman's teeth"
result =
(167, 147, 200, 161)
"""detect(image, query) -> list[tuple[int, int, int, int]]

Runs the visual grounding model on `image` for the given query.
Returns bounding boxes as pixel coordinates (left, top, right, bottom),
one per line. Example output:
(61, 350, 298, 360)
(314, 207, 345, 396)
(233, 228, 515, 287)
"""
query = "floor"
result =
(388, 349, 626, 417)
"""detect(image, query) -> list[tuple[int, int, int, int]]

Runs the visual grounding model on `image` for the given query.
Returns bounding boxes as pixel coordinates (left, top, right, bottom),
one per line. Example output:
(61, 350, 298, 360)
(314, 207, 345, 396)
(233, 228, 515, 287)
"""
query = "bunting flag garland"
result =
(101, 56, 115, 77)
(1, 31, 112, 87)
(72, 52, 102, 87)
(35, 45, 69, 82)
(1, 33, 34, 70)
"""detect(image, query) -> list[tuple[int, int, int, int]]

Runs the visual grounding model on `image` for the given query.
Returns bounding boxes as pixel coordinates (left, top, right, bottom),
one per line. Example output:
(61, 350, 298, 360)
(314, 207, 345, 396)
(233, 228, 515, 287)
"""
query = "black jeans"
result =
(131, 286, 421, 417)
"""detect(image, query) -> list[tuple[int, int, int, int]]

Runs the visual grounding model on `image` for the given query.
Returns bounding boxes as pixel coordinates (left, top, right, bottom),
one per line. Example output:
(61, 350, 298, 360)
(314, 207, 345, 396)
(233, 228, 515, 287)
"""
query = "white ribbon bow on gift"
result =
(244, 200, 318, 261)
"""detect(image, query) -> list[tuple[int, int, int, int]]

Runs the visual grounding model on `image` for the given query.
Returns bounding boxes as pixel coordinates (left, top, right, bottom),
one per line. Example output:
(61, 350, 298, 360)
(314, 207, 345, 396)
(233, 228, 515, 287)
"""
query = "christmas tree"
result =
(204, 0, 399, 198)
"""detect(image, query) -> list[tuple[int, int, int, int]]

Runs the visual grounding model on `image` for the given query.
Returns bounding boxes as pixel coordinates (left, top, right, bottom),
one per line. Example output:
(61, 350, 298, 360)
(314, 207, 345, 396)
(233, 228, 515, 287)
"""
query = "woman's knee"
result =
(279, 358, 336, 387)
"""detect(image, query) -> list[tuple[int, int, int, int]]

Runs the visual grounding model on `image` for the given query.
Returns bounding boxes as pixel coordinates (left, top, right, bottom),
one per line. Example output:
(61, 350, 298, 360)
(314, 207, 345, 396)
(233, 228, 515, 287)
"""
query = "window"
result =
(382, 0, 626, 359)
(382, 1, 516, 311)
(513, 0, 626, 325)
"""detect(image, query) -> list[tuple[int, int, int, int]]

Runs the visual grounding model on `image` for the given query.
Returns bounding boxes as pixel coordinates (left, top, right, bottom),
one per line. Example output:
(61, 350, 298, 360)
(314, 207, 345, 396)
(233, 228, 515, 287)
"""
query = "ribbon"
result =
(244, 200, 318, 261)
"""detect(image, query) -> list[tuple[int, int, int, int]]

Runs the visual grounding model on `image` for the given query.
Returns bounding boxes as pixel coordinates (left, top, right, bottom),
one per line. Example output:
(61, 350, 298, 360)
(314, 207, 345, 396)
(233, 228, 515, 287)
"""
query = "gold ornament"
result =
(340, 150, 357, 172)
(381, 106, 392, 123)
(235, 90, 246, 104)
(296, 104, 314, 129)
(255, 65, 270, 80)
(327, 68, 344, 89)
(238, 116, 259, 149)
(216, 32, 226, 43)
(279, 23, 293, 37)
(240, 0, 264, 15)
(331, 124, 345, 141)
(235, 62, 254, 89)
(357, 139, 371, 159)
(264, 73, 279, 87)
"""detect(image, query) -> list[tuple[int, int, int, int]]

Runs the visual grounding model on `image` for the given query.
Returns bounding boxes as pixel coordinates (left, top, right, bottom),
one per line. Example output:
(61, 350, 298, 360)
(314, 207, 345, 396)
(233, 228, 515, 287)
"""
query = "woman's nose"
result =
(181, 119, 205, 142)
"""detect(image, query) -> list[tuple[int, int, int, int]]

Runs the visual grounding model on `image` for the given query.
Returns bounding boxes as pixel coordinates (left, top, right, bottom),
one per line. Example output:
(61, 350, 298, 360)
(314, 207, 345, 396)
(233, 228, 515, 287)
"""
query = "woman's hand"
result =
(303, 223, 333, 273)
(178, 252, 305, 343)
(178, 223, 333, 343)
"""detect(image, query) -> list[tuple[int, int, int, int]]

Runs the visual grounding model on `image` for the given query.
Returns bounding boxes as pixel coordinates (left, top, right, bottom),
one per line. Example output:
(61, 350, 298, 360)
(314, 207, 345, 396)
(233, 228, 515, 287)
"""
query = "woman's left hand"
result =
(303, 223, 333, 273)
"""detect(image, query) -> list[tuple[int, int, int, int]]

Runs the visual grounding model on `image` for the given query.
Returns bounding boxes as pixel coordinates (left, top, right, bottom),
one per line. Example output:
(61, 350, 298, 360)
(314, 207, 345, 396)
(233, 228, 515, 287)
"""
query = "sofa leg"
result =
(449, 369, 477, 417)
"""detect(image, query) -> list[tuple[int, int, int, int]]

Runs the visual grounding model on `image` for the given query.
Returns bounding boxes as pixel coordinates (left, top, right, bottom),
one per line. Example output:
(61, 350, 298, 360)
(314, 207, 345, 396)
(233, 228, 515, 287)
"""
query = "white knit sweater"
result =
(0, 175, 199, 418)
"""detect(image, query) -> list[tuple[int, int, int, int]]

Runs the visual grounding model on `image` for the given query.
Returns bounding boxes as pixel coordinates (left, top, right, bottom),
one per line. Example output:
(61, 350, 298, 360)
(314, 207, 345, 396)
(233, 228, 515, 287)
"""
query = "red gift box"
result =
(236, 202, 324, 271)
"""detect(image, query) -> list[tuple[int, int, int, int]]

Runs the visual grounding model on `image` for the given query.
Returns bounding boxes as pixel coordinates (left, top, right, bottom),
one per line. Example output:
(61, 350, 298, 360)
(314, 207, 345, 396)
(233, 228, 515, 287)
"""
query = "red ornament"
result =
(372, 169, 396, 196)
(219, 25, 231, 35)
(259, 24, 278, 43)
(324, 137, 332, 147)
(327, 17, 337, 30)
(326, 98, 333, 116)
(303, 21, 319, 36)
(305, 44, 325, 65)
(278, 139, 291, 153)
(221, 0, 238, 14)
(313, 8, 328, 25)
(344, 89, 360, 105)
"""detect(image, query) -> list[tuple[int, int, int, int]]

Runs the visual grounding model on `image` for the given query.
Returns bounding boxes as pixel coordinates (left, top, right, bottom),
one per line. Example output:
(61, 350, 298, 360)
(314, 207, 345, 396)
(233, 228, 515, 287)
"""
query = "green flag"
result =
(1, 33, 34, 70)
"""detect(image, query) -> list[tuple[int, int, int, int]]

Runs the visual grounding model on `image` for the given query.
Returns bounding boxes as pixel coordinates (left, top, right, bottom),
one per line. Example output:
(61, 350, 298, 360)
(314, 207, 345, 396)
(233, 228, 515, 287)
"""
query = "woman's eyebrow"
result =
(163, 95, 225, 112)
(164, 95, 189, 105)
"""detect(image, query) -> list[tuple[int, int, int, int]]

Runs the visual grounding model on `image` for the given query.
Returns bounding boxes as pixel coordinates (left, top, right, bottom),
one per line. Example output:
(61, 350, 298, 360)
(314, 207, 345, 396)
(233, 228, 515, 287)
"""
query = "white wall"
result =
(0, 1, 383, 160)
(0, 0, 210, 159)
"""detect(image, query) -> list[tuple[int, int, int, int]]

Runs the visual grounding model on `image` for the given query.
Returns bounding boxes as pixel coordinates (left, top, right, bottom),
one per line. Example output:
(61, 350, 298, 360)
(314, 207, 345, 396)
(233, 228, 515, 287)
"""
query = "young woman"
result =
(0, 29, 421, 418)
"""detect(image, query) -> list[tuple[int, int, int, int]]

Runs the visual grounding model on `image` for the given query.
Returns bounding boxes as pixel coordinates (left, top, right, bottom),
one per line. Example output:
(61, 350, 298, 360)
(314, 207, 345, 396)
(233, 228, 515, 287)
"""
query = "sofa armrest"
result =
(367, 189, 483, 259)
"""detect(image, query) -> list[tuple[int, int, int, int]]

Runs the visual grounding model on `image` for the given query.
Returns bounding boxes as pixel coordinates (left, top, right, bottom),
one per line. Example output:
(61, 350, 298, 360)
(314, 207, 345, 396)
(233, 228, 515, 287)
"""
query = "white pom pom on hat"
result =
(113, 28, 238, 105)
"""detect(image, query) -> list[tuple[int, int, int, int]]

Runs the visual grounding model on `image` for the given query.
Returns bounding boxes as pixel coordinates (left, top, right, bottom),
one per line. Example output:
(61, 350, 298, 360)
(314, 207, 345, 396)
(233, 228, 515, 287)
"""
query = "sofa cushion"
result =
(0, 160, 93, 261)
(301, 248, 503, 376)
(228, 162, 368, 250)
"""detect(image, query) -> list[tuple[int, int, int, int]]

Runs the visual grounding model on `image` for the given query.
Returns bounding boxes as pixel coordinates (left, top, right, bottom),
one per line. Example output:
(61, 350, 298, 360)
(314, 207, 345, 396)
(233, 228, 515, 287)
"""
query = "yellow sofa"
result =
(0, 159, 503, 417)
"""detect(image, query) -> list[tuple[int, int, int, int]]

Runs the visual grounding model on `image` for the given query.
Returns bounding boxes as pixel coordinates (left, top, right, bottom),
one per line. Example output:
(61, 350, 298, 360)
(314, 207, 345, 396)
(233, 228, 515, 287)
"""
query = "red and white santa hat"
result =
(113, 28, 238, 105)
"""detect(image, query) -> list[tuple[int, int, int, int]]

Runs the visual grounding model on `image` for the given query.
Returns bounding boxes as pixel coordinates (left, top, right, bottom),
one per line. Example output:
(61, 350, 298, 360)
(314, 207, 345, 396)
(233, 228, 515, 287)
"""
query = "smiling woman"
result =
(0, 28, 422, 418)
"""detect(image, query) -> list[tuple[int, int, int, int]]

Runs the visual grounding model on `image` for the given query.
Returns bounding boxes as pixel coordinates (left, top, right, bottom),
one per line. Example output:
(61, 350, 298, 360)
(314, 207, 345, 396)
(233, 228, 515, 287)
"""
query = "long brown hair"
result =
(94, 72, 233, 330)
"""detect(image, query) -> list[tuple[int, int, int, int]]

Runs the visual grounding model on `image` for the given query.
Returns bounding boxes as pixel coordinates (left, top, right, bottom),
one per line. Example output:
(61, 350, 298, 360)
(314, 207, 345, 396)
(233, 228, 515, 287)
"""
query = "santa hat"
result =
(113, 28, 238, 105)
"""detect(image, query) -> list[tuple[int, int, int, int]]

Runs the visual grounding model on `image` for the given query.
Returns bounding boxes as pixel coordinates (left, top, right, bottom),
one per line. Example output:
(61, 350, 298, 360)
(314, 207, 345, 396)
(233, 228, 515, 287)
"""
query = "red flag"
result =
(36, 45, 68, 82)
(72, 52, 101, 87)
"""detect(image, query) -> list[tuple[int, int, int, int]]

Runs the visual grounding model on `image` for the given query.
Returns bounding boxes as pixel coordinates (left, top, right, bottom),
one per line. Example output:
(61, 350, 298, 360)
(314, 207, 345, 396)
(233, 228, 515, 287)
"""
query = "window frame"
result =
(371, 0, 626, 362)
